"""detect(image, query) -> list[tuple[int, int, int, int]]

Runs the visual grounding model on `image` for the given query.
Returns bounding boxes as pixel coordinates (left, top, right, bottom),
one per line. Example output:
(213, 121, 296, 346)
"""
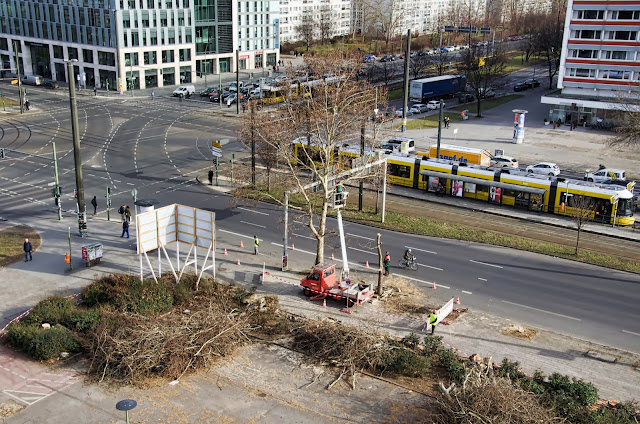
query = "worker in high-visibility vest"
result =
(429, 310, 438, 335)
(254, 235, 260, 255)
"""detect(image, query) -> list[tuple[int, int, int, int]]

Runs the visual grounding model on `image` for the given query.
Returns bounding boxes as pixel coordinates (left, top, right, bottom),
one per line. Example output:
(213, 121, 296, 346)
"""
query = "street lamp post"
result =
(67, 60, 87, 236)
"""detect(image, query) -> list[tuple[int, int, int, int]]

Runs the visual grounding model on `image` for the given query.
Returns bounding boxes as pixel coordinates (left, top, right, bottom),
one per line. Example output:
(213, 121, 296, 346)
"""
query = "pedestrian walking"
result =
(208, 169, 214, 185)
(443, 116, 450, 128)
(242, 102, 247, 113)
(94, 87, 97, 96)
(151, 91, 155, 100)
(428, 310, 438, 335)
(121, 220, 130, 238)
(23, 238, 33, 262)
(253, 235, 260, 255)
(24, 99, 30, 111)
(124, 205, 131, 223)
(384, 251, 391, 276)
(118, 204, 126, 221)
(91, 196, 98, 215)
(179, 93, 183, 102)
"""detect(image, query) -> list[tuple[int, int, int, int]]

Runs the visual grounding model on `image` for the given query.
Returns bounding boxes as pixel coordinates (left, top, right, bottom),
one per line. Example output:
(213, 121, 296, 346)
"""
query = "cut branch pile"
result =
(86, 299, 254, 386)
(433, 364, 557, 424)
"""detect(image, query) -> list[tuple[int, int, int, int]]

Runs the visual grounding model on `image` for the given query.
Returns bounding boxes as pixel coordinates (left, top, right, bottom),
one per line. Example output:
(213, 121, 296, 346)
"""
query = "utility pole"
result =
(402, 29, 411, 132)
(13, 40, 23, 114)
(283, 192, 289, 271)
(106, 186, 111, 221)
(376, 233, 383, 295)
(52, 142, 62, 220)
(436, 100, 443, 161)
(67, 60, 87, 236)
(236, 50, 240, 114)
(358, 125, 365, 211)
(251, 101, 256, 188)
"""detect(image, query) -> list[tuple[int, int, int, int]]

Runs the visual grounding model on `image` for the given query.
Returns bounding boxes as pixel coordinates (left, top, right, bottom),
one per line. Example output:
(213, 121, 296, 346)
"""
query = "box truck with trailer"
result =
(409, 75, 466, 103)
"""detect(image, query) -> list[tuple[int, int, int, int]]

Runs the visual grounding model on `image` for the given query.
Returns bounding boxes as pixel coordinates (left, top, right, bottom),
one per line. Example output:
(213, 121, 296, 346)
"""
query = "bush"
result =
(385, 345, 430, 377)
(544, 373, 599, 419)
(81, 274, 173, 314)
(5, 322, 78, 360)
(29, 326, 79, 360)
(402, 333, 421, 349)
(437, 347, 466, 384)
(68, 308, 101, 333)
(423, 335, 443, 355)
(22, 296, 74, 326)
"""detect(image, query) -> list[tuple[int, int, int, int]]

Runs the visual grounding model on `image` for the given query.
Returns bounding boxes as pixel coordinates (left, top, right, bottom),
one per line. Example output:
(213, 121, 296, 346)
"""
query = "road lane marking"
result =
(346, 233, 375, 241)
(270, 242, 316, 256)
(461, 290, 472, 295)
(502, 300, 581, 321)
(348, 246, 377, 255)
(237, 206, 269, 215)
(622, 330, 640, 337)
(292, 233, 314, 240)
(240, 221, 266, 229)
(417, 263, 443, 271)
(396, 274, 450, 289)
(478, 277, 487, 281)
(470, 259, 503, 269)
(219, 229, 252, 239)
(405, 246, 437, 255)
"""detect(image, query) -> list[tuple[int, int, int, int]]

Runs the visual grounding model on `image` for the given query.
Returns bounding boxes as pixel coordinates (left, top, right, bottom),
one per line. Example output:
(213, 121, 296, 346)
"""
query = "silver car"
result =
(526, 162, 560, 176)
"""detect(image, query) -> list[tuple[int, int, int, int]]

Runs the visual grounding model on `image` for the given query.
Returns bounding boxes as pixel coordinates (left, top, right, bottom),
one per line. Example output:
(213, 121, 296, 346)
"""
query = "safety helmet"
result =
(408, 248, 412, 252)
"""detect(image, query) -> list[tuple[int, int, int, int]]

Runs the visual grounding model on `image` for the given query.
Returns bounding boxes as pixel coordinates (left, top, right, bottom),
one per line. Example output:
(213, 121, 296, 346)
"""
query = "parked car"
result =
(439, 47, 449, 53)
(410, 51, 418, 58)
(410, 104, 428, 114)
(172, 85, 195, 97)
(395, 107, 413, 118)
(427, 100, 445, 110)
(393, 54, 404, 60)
(380, 55, 394, 62)
(22, 75, 43, 86)
(457, 93, 475, 103)
(524, 78, 540, 88)
(526, 162, 560, 176)
(513, 82, 528, 92)
(479, 87, 495, 98)
(584, 168, 626, 183)
(363, 54, 376, 62)
(200, 87, 217, 97)
(42, 78, 60, 89)
(490, 155, 519, 168)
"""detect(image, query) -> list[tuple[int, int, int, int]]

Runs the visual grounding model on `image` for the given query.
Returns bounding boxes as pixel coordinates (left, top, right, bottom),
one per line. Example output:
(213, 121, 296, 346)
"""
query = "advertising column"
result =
(512, 109, 528, 144)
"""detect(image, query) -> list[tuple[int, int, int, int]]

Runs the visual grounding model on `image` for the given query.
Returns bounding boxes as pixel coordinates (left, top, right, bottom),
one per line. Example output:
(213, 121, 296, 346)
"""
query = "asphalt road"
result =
(1, 84, 639, 353)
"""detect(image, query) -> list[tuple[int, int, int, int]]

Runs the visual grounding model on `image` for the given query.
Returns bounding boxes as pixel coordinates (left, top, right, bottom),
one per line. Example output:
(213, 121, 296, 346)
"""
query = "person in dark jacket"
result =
(91, 196, 98, 215)
(24, 238, 33, 261)
(121, 220, 130, 238)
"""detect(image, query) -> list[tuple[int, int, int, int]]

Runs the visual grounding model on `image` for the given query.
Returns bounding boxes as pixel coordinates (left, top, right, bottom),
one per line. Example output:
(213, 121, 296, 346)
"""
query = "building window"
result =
(132, 31, 140, 46)
(98, 51, 116, 66)
(124, 52, 139, 66)
(567, 68, 596, 78)
(607, 31, 637, 41)
(123, 14, 131, 28)
(601, 50, 629, 60)
(144, 51, 157, 64)
(600, 70, 631, 80)
(575, 10, 604, 19)
(162, 49, 174, 63)
(570, 49, 597, 59)
(68, 47, 79, 60)
(179, 48, 191, 61)
(83, 49, 94, 63)
(142, 11, 150, 27)
(147, 0, 155, 7)
(574, 30, 601, 40)
(53, 45, 64, 59)
(610, 10, 640, 20)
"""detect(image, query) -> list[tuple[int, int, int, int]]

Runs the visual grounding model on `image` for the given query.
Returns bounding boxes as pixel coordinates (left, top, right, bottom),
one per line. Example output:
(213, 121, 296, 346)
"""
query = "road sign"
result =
(210, 140, 222, 158)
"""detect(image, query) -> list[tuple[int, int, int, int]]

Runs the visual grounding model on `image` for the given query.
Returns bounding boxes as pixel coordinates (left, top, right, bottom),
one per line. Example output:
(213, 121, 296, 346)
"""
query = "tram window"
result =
(389, 164, 411, 178)
(476, 185, 488, 192)
(503, 189, 517, 197)
(618, 198, 633, 216)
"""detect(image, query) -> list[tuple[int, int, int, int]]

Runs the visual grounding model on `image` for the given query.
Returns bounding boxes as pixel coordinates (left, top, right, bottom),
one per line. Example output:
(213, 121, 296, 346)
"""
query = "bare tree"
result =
(370, 1, 405, 47)
(610, 97, 640, 148)
(237, 52, 385, 265)
(569, 194, 596, 255)
(318, 6, 334, 45)
(296, 19, 316, 52)
(460, 47, 507, 117)
(409, 55, 432, 80)
(432, 50, 451, 76)
(533, 7, 565, 89)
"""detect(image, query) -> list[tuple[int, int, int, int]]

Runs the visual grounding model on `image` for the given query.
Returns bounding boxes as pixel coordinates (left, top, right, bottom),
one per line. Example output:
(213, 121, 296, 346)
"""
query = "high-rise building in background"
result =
(542, 0, 640, 126)
(279, 0, 351, 44)
(0, 0, 280, 92)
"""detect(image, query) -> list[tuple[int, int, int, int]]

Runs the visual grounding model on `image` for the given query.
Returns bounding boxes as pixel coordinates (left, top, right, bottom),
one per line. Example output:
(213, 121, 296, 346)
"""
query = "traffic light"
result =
(333, 183, 348, 208)
(0, 148, 4, 159)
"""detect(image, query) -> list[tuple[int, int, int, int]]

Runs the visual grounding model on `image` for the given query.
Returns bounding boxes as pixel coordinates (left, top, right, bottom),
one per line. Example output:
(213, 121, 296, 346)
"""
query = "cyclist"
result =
(403, 248, 415, 265)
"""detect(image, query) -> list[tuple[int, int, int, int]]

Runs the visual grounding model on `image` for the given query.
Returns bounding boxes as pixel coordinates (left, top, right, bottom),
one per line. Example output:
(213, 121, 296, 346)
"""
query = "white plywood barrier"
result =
(136, 204, 215, 287)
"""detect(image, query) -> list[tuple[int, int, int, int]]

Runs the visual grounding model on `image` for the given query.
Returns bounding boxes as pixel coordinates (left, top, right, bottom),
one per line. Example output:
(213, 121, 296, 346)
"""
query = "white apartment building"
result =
(279, 0, 351, 43)
(0, 0, 279, 92)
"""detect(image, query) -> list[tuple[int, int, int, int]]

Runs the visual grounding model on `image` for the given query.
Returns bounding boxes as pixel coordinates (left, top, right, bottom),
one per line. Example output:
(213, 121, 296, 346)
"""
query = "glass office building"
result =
(0, 0, 279, 91)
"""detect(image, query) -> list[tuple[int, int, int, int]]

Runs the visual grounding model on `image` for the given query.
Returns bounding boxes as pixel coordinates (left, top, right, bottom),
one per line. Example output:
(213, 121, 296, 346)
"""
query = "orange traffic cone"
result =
(455, 296, 460, 305)
(322, 299, 327, 308)
(240, 240, 244, 248)
(292, 243, 295, 251)
(223, 248, 228, 255)
(237, 259, 241, 266)
(365, 260, 370, 268)
(432, 281, 437, 290)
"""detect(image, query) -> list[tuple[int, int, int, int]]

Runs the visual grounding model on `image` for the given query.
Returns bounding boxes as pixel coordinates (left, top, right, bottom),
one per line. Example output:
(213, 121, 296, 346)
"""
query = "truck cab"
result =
(300, 262, 337, 297)
(300, 263, 374, 305)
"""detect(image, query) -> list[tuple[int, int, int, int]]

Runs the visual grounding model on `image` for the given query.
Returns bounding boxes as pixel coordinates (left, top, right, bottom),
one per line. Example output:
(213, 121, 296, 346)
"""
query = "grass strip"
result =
(236, 187, 640, 273)
(0, 225, 41, 267)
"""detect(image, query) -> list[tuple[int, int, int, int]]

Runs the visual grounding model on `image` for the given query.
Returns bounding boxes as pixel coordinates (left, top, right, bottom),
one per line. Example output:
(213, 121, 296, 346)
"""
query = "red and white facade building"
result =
(541, 0, 640, 125)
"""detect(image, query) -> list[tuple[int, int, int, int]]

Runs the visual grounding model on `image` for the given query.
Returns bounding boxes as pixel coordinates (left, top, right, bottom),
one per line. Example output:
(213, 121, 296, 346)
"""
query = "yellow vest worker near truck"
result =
(429, 310, 438, 335)
(254, 236, 259, 255)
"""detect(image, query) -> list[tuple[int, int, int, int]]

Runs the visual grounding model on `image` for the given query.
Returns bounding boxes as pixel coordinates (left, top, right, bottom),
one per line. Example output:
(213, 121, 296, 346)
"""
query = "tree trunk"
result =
(376, 233, 383, 295)
(575, 227, 581, 256)
(314, 201, 329, 265)
(266, 167, 271, 192)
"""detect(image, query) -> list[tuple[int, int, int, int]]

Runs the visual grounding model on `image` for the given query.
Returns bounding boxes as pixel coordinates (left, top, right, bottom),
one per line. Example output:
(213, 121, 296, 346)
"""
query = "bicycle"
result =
(398, 258, 418, 271)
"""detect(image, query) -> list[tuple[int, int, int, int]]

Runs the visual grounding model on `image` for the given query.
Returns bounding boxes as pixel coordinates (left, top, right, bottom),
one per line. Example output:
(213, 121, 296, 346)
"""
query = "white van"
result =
(172, 85, 195, 97)
(382, 137, 415, 153)
(584, 168, 625, 183)
(22, 75, 43, 86)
